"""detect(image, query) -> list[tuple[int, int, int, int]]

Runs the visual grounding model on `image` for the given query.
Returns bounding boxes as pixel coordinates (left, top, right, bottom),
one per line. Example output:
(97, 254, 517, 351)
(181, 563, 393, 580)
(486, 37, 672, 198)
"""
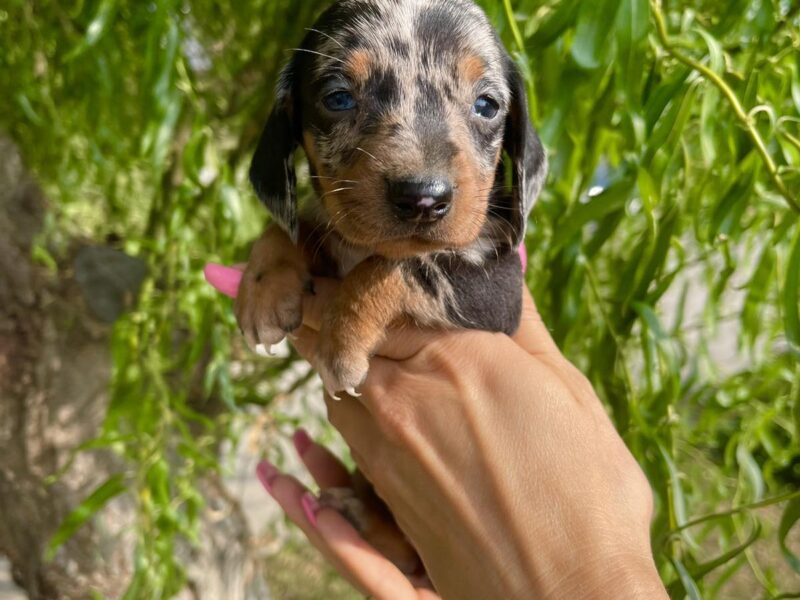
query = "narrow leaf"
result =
(671, 557, 703, 600)
(571, 0, 622, 69)
(779, 498, 800, 574)
(785, 228, 800, 355)
(46, 474, 127, 560)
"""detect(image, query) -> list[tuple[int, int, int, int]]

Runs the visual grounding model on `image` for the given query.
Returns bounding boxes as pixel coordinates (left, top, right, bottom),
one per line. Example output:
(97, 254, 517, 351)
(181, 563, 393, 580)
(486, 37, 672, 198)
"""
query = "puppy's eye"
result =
(323, 90, 357, 112)
(473, 95, 499, 119)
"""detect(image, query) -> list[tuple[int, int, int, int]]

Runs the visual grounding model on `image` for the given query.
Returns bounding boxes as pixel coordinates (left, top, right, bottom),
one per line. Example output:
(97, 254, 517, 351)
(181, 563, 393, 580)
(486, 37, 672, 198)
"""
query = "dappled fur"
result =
(236, 0, 548, 575)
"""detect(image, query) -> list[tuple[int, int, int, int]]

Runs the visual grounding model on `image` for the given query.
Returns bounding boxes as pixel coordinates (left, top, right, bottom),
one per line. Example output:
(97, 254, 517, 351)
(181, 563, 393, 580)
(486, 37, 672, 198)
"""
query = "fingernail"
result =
(256, 461, 279, 494)
(301, 492, 320, 527)
(292, 428, 313, 457)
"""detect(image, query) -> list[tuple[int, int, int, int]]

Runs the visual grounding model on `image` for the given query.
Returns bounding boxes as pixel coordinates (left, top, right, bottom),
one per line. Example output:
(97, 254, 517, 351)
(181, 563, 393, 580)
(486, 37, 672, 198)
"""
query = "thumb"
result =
(204, 263, 245, 298)
(511, 286, 562, 358)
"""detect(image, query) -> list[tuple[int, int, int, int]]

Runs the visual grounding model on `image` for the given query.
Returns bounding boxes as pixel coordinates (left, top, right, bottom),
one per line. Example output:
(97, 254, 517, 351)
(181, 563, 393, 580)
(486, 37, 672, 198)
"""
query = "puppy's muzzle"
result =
(388, 178, 453, 224)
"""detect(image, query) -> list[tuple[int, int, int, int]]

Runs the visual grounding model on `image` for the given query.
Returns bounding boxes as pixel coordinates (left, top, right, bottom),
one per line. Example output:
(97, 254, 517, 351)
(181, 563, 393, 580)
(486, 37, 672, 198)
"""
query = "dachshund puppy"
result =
(237, 0, 547, 574)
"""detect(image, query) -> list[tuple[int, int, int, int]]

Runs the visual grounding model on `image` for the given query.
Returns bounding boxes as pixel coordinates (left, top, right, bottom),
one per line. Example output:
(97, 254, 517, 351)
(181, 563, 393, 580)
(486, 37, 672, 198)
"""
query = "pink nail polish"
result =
(292, 428, 313, 457)
(301, 492, 320, 527)
(256, 461, 279, 493)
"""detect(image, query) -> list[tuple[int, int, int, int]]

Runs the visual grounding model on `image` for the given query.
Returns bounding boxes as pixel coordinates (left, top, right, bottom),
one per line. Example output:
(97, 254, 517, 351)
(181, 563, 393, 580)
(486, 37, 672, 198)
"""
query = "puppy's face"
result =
(299, 0, 509, 256)
(251, 0, 546, 258)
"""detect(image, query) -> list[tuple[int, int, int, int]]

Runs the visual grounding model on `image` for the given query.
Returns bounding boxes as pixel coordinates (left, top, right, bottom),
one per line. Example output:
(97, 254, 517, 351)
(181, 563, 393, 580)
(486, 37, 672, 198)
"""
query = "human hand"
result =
(256, 429, 439, 598)
(205, 263, 437, 598)
(205, 263, 666, 599)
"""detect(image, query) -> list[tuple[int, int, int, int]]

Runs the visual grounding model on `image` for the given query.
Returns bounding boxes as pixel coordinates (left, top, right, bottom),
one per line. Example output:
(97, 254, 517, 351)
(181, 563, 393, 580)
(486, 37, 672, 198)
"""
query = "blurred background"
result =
(1, 0, 799, 598)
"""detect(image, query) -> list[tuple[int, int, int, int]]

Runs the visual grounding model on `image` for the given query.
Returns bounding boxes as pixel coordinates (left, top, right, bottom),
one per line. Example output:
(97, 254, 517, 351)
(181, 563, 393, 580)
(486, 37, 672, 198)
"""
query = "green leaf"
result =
(785, 228, 800, 356)
(779, 498, 800, 574)
(552, 175, 636, 249)
(615, 0, 650, 102)
(659, 444, 690, 529)
(670, 556, 703, 600)
(667, 522, 761, 597)
(696, 27, 725, 75)
(643, 80, 700, 167)
(46, 474, 127, 560)
(736, 444, 765, 501)
(571, 0, 622, 70)
(709, 168, 756, 239)
(616, 0, 650, 45)
(64, 0, 119, 62)
(530, 0, 580, 48)
(633, 301, 669, 339)
(742, 245, 776, 348)
(643, 69, 691, 132)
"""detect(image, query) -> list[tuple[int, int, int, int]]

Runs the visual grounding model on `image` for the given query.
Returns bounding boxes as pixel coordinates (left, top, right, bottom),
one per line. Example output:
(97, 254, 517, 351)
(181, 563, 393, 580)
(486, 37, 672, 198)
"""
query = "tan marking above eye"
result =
(458, 53, 486, 84)
(346, 49, 372, 82)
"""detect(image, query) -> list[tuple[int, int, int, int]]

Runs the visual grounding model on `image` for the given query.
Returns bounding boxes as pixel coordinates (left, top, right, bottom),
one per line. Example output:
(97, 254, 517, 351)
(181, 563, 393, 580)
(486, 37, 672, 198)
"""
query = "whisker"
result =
(288, 48, 345, 64)
(319, 186, 355, 201)
(354, 146, 384, 166)
(305, 28, 345, 50)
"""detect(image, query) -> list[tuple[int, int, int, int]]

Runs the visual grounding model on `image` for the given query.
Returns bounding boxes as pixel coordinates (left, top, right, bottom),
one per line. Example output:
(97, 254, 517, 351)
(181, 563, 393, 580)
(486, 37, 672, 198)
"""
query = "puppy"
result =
(237, 0, 547, 574)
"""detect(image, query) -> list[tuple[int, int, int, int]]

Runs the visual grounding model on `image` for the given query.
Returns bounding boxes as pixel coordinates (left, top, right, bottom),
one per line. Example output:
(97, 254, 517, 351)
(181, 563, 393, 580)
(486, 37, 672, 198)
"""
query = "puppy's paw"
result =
(319, 486, 422, 576)
(319, 487, 370, 532)
(235, 266, 309, 353)
(316, 340, 369, 398)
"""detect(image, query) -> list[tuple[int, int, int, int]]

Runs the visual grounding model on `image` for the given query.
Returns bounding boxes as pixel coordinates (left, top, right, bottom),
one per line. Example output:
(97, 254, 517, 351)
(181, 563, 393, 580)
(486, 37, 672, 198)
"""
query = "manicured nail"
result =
(301, 492, 320, 527)
(292, 428, 313, 457)
(256, 461, 280, 493)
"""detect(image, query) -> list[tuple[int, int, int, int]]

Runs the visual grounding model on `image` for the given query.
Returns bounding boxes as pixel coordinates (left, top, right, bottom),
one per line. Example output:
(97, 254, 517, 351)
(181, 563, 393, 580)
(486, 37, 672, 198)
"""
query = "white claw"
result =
(345, 387, 362, 398)
(255, 343, 276, 357)
(326, 388, 342, 401)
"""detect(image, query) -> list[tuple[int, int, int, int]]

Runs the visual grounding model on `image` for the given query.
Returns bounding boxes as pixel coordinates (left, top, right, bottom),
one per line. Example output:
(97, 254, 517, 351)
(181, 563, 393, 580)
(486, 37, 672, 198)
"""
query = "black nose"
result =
(388, 179, 453, 223)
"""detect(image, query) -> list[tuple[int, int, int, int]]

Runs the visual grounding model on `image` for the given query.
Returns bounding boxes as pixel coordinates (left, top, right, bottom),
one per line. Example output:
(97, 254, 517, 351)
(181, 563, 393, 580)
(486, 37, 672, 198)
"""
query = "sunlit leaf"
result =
(671, 556, 703, 600)
(64, 0, 119, 62)
(46, 474, 127, 560)
(571, 0, 621, 70)
(779, 498, 800, 574)
(785, 228, 800, 355)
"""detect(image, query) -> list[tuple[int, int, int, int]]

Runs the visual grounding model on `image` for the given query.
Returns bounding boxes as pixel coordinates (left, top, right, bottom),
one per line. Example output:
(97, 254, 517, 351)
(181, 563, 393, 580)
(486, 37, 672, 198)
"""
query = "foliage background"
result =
(1, 0, 799, 597)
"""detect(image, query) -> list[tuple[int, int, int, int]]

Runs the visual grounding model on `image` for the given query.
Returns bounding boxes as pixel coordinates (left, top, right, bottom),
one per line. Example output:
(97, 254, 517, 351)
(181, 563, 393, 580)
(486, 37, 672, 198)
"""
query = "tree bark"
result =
(0, 137, 267, 600)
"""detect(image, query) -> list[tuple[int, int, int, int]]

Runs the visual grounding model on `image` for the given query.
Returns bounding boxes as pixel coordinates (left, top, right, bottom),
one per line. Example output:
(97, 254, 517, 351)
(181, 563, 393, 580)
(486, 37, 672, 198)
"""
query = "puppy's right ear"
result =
(249, 63, 300, 243)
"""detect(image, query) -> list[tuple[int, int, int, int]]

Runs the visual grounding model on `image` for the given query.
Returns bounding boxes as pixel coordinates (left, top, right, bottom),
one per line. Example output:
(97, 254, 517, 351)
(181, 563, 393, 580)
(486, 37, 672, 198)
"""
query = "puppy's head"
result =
(250, 0, 546, 258)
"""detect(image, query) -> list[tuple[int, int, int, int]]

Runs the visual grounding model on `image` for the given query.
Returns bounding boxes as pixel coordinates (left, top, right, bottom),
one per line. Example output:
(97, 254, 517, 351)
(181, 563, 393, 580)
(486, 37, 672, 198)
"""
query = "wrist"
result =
(533, 548, 666, 600)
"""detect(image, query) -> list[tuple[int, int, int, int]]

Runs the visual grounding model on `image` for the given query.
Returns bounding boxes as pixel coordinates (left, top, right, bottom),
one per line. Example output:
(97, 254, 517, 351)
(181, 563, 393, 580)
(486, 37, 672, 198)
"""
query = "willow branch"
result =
(650, 0, 800, 214)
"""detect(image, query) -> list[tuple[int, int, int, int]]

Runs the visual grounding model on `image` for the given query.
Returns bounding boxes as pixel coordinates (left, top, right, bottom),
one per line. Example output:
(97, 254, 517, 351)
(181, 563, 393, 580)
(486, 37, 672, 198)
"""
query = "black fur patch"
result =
(415, 4, 464, 60)
(416, 77, 444, 114)
(387, 35, 411, 59)
(405, 258, 440, 298)
(435, 251, 523, 335)
(366, 68, 401, 112)
(414, 76, 456, 163)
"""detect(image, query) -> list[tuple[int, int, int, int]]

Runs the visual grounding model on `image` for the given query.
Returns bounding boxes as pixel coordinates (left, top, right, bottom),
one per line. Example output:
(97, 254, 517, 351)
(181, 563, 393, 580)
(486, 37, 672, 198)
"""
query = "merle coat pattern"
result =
(236, 0, 547, 574)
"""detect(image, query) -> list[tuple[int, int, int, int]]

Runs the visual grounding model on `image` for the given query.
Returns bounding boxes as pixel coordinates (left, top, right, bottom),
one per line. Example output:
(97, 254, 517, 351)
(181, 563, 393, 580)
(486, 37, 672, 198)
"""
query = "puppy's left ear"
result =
(249, 63, 301, 243)
(500, 59, 547, 247)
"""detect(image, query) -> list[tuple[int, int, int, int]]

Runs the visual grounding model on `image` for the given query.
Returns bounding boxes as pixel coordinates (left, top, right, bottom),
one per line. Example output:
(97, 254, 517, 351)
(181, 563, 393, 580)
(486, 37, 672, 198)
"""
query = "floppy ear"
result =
(249, 64, 301, 243)
(499, 59, 548, 248)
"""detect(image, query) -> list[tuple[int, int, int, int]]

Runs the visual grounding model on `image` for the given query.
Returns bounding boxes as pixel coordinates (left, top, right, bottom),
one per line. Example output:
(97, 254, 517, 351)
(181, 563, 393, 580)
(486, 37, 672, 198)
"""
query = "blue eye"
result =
(323, 90, 357, 112)
(473, 95, 499, 119)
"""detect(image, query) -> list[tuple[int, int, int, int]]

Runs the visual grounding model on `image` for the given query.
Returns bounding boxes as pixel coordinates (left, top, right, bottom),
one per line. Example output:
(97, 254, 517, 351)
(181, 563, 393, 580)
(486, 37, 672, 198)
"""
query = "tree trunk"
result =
(0, 137, 267, 600)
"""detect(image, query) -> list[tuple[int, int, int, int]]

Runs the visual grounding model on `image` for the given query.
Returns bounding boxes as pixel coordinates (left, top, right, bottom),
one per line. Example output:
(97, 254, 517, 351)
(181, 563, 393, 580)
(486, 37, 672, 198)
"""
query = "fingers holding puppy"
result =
(257, 435, 433, 600)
